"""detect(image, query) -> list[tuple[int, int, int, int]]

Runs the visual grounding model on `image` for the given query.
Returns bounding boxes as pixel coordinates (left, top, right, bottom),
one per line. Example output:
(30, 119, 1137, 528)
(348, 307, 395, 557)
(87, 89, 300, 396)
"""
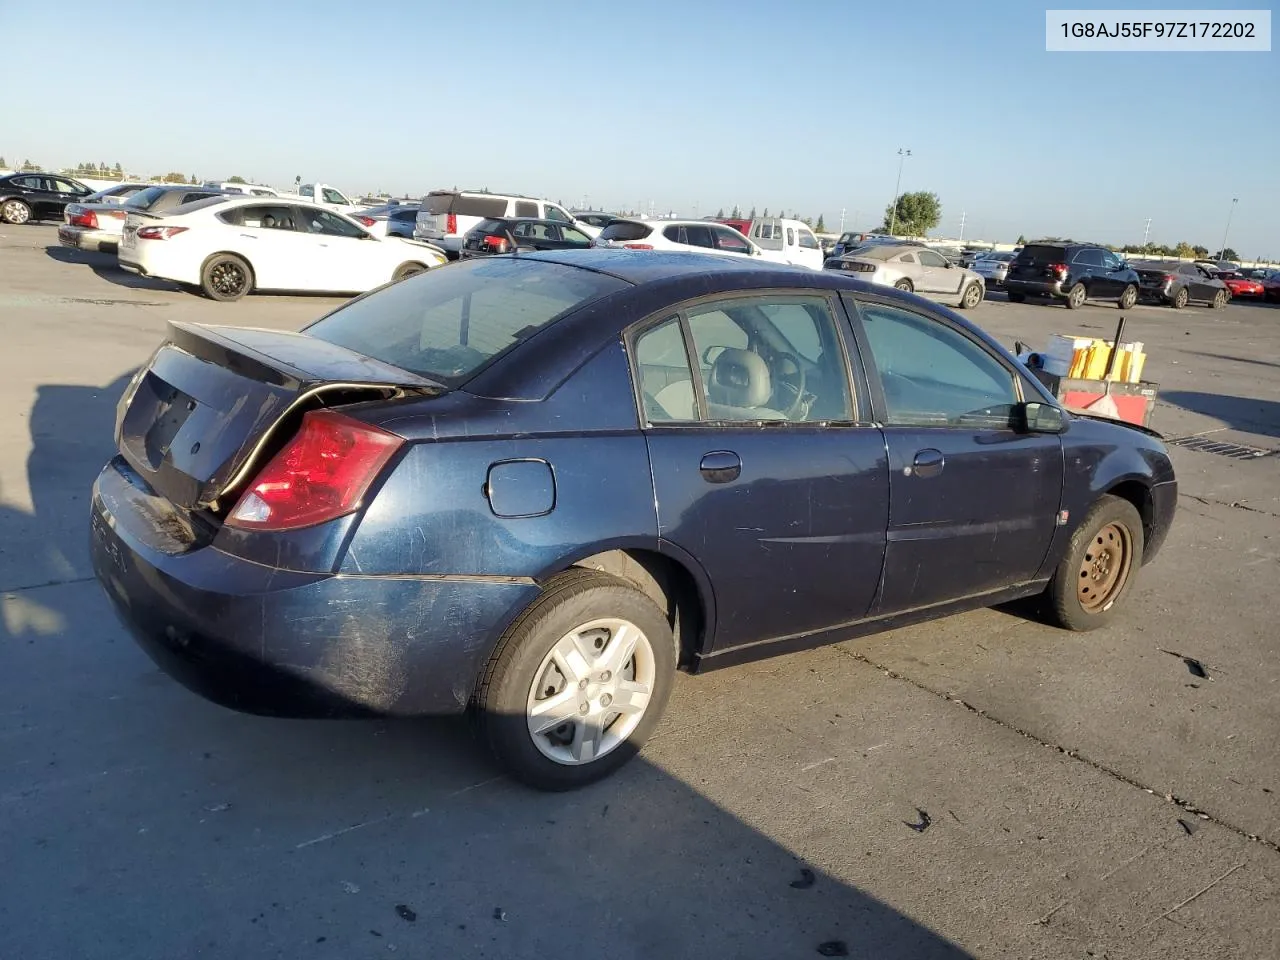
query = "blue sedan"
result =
(90, 250, 1177, 790)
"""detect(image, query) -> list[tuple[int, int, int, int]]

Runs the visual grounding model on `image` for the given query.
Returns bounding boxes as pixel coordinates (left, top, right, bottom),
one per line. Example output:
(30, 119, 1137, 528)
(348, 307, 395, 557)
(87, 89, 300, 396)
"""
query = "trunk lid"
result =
(116, 322, 442, 513)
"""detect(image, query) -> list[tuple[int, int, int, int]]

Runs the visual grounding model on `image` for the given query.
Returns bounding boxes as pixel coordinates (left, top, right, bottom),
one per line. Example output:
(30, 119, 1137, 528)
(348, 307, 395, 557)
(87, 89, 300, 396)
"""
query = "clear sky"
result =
(2, 0, 1276, 253)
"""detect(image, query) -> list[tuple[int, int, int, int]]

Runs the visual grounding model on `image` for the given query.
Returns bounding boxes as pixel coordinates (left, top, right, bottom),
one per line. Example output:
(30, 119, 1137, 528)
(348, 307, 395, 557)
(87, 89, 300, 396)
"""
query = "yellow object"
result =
(1055, 334, 1146, 383)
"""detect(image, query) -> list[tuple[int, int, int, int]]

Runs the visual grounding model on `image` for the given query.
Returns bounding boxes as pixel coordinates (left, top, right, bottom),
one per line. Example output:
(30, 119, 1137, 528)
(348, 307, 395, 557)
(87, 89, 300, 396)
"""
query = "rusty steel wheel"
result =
(1076, 521, 1133, 614)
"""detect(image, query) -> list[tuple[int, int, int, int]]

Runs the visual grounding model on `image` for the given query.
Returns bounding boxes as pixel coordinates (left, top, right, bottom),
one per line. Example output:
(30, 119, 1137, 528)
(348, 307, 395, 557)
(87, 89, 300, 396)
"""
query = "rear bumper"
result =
(90, 458, 538, 718)
(58, 224, 121, 252)
(1006, 279, 1065, 297)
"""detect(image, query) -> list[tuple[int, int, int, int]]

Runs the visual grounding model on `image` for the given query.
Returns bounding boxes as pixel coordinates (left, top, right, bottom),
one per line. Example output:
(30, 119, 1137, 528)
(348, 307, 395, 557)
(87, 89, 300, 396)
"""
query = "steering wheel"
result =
(770, 352, 807, 418)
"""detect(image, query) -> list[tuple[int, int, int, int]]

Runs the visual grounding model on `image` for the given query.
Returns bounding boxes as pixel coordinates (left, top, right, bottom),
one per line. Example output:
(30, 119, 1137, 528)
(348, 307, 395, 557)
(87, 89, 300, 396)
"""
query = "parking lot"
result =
(2, 221, 1278, 958)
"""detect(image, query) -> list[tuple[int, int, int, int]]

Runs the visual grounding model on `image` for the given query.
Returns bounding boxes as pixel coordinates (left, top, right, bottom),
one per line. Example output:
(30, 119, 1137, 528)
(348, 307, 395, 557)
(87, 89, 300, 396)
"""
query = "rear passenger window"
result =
(1074, 249, 1104, 266)
(635, 318, 697, 423)
(544, 206, 573, 223)
(683, 225, 714, 248)
(515, 201, 538, 218)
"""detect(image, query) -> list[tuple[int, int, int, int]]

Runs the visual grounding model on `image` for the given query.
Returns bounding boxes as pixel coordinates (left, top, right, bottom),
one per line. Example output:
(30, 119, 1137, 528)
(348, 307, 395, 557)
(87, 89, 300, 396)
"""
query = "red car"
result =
(1222, 272, 1265, 299)
(714, 217, 753, 236)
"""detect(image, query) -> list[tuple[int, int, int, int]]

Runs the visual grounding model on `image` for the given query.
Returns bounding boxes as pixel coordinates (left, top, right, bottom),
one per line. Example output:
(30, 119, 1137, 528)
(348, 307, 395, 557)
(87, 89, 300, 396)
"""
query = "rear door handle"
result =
(699, 450, 741, 484)
(910, 448, 945, 479)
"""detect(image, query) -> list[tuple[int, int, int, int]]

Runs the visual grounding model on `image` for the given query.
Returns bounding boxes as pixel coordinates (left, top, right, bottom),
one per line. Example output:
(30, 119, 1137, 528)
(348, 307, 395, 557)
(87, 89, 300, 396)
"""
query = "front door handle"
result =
(910, 448, 945, 479)
(699, 450, 741, 484)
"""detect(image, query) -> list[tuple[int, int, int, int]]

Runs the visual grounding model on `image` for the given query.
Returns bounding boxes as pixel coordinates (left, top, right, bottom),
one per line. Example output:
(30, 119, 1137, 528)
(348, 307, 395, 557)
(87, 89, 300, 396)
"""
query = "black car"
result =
(460, 217, 595, 258)
(1, 173, 93, 224)
(572, 212, 617, 230)
(90, 250, 1176, 790)
(1005, 242, 1141, 309)
(1131, 260, 1229, 310)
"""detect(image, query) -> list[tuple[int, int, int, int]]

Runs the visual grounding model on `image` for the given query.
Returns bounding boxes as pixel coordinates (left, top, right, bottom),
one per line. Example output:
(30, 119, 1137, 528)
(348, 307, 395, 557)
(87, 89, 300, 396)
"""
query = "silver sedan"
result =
(824, 243, 986, 308)
(970, 251, 1016, 287)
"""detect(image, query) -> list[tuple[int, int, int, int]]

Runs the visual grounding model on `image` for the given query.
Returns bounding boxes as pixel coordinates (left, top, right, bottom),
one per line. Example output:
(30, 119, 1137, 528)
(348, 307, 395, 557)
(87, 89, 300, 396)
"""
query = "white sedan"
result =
(118, 196, 448, 301)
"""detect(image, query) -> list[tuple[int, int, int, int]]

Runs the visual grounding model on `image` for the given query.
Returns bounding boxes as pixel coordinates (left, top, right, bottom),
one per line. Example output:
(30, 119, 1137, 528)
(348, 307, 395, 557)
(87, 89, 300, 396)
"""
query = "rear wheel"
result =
(958, 281, 983, 309)
(894, 278, 914, 292)
(1045, 495, 1144, 631)
(1212, 289, 1227, 310)
(474, 570, 676, 791)
(200, 254, 253, 302)
(1118, 284, 1137, 310)
(1, 199, 31, 225)
(392, 261, 427, 282)
(1007, 290, 1026, 303)
(1172, 286, 1189, 309)
(1065, 283, 1087, 309)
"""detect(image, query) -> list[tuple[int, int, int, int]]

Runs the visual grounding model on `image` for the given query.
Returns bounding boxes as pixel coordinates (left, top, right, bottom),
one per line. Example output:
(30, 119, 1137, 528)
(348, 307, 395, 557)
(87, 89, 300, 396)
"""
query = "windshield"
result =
(304, 258, 629, 385)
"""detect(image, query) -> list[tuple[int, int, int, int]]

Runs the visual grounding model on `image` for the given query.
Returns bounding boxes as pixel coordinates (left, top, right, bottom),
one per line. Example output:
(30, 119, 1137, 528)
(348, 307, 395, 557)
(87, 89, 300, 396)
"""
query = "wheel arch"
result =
(1102, 477, 1155, 553)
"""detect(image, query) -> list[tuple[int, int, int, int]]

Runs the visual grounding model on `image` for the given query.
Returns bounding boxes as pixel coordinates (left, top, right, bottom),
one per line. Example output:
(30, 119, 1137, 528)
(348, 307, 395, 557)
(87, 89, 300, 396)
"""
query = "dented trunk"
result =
(115, 321, 442, 514)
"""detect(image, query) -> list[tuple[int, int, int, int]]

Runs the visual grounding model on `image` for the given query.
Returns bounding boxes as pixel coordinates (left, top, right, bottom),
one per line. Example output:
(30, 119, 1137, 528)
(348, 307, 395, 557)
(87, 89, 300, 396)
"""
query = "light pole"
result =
(1142, 218, 1152, 248)
(1218, 198, 1239, 259)
(888, 148, 911, 235)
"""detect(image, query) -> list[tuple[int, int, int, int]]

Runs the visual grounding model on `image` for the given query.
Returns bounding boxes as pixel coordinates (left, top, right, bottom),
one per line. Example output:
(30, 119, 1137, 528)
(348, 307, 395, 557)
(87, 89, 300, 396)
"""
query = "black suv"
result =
(1005, 241, 1140, 310)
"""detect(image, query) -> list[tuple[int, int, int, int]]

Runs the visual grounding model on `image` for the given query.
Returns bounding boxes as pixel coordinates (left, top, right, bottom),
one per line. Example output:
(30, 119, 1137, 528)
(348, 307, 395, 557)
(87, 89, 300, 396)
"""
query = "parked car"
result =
(595, 219, 763, 259)
(89, 249, 1178, 790)
(1194, 258, 1238, 274)
(204, 181, 281, 197)
(1005, 242, 1140, 309)
(351, 203, 420, 238)
(831, 232, 897, 258)
(824, 242, 985, 308)
(81, 183, 153, 205)
(1219, 271, 1264, 299)
(117, 195, 447, 301)
(970, 251, 1016, 287)
(1, 173, 93, 224)
(1132, 260, 1228, 309)
(59, 184, 227, 253)
(959, 247, 993, 268)
(713, 217, 753, 237)
(745, 217, 824, 270)
(931, 246, 966, 266)
(571, 212, 618, 230)
(415, 190, 594, 257)
(291, 182, 359, 213)
(1263, 271, 1280, 303)
(459, 217, 594, 258)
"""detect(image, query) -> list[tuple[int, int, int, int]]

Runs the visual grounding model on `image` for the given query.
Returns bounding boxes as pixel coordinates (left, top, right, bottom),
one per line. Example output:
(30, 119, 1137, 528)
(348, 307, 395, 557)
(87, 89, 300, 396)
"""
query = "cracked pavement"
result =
(2, 226, 1277, 958)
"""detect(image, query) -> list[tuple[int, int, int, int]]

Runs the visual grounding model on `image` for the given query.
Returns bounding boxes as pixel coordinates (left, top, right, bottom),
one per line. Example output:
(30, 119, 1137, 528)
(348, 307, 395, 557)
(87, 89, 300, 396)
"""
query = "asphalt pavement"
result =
(2, 223, 1277, 959)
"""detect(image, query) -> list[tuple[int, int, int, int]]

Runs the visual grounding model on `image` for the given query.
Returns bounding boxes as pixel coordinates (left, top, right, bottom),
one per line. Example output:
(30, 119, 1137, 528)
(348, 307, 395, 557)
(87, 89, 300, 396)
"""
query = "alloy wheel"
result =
(3, 200, 30, 224)
(1077, 521, 1133, 613)
(525, 617, 655, 766)
(210, 261, 247, 298)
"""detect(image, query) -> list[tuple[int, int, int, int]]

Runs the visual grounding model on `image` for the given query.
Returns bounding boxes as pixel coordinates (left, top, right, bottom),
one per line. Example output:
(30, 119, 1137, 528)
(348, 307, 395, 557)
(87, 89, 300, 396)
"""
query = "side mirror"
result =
(1017, 401, 1067, 435)
(702, 344, 727, 366)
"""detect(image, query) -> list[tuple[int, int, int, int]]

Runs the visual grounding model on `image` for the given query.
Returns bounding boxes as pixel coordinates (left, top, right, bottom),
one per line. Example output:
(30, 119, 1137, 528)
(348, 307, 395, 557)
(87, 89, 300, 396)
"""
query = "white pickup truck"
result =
(280, 182, 360, 215)
(745, 217, 825, 271)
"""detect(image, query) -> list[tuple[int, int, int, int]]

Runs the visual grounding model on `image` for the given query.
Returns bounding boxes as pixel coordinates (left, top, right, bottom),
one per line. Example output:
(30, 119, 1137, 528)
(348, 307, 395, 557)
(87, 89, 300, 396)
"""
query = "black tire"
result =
(1044, 495, 1145, 631)
(200, 253, 253, 302)
(393, 262, 427, 282)
(1212, 289, 1228, 310)
(1065, 283, 1087, 309)
(1172, 286, 1189, 309)
(1118, 284, 1137, 310)
(894, 278, 914, 292)
(1007, 290, 1027, 303)
(958, 281, 983, 309)
(474, 569, 676, 791)
(1, 198, 32, 225)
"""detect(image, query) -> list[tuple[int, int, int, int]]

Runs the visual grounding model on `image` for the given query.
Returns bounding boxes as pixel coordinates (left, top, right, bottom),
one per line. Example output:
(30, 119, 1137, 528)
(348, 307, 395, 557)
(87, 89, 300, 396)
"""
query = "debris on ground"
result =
(1158, 648, 1211, 679)
(790, 868, 816, 889)
(1178, 818, 1199, 836)
(817, 940, 850, 956)
(903, 808, 932, 833)
(493, 907, 507, 921)
(395, 904, 417, 922)
(340, 881, 360, 895)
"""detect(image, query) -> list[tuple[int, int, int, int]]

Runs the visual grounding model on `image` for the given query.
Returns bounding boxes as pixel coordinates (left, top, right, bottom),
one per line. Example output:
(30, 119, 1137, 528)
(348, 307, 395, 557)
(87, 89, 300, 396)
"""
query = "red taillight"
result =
(354, 215, 376, 227)
(70, 210, 99, 229)
(226, 410, 404, 532)
(1162, 274, 1177, 283)
(482, 235, 509, 253)
(446, 212, 457, 235)
(1048, 262, 1068, 280)
(136, 226, 189, 240)
(623, 243, 654, 250)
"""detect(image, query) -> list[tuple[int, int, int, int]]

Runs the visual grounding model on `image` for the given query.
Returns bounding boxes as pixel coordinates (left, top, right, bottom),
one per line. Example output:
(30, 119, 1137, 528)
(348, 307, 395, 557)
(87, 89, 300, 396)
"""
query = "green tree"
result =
(162, 171, 187, 183)
(1220, 247, 1239, 261)
(1016, 234, 1027, 245)
(731, 204, 741, 219)
(880, 191, 941, 236)
(0, 156, 6, 168)
(815, 214, 826, 232)
(227, 175, 246, 184)
(1192, 244, 1209, 257)
(1174, 241, 1195, 259)
(716, 207, 725, 218)
(20, 158, 39, 172)
(190, 174, 198, 184)
(762, 207, 770, 217)
(749, 206, 757, 219)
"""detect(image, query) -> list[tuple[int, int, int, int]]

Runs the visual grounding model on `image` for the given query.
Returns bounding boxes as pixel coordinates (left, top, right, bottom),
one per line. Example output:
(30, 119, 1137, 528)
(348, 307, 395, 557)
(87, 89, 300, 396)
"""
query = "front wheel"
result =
(474, 570, 675, 790)
(1, 199, 31, 224)
(393, 261, 427, 283)
(1118, 284, 1137, 310)
(958, 281, 983, 309)
(1044, 495, 1144, 631)
(200, 254, 253, 301)
(1065, 283, 1087, 309)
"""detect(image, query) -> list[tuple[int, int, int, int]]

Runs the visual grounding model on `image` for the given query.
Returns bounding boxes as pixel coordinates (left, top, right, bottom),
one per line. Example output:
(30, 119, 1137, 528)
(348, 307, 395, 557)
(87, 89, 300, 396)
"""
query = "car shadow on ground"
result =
(1160, 391, 1280, 440)
(44, 244, 183, 292)
(0, 375, 975, 958)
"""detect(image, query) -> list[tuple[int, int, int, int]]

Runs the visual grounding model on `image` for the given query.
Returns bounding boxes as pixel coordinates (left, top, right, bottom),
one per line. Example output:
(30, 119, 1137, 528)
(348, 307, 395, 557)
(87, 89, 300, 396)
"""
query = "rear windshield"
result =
(599, 221, 653, 242)
(420, 193, 508, 218)
(127, 186, 169, 210)
(304, 258, 629, 385)
(851, 245, 904, 261)
(1017, 244, 1067, 263)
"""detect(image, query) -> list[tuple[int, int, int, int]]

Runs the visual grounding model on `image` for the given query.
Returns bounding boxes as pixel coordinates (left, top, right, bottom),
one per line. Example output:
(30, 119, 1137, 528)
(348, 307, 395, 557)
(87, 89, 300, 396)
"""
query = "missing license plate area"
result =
(1167, 436, 1277, 460)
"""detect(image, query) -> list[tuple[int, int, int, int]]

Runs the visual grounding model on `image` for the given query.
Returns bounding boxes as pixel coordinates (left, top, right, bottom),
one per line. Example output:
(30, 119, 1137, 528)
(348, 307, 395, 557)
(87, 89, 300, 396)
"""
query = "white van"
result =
(748, 217, 824, 271)
(413, 190, 593, 257)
